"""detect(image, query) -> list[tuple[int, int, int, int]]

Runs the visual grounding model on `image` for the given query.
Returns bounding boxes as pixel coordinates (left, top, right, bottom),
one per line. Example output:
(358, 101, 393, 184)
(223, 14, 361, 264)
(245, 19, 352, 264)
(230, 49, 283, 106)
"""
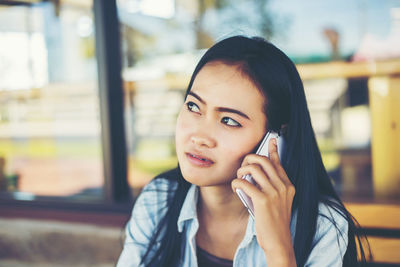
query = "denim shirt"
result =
(117, 178, 348, 267)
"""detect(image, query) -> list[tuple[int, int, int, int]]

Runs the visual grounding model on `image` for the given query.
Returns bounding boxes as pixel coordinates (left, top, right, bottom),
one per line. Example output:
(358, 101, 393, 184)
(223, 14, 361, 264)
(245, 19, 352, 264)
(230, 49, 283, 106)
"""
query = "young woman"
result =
(117, 36, 369, 267)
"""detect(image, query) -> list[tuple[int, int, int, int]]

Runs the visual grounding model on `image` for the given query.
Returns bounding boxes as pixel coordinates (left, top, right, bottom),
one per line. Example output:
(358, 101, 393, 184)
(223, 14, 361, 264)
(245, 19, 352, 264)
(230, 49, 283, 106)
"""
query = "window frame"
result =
(0, 0, 132, 210)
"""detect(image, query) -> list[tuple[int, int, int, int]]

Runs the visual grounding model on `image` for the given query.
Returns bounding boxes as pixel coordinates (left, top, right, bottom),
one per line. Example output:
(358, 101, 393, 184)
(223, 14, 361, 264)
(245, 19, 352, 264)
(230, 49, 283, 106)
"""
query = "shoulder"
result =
(302, 200, 349, 265)
(124, 170, 179, 242)
(291, 200, 349, 242)
(313, 201, 349, 257)
(138, 168, 180, 198)
(316, 200, 348, 234)
(291, 199, 348, 233)
(117, 171, 179, 266)
(132, 173, 179, 221)
(140, 175, 178, 196)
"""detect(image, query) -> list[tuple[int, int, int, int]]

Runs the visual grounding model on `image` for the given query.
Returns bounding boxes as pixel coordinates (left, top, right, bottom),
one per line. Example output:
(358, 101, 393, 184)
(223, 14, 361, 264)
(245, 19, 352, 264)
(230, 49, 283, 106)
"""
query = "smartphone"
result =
(235, 131, 284, 219)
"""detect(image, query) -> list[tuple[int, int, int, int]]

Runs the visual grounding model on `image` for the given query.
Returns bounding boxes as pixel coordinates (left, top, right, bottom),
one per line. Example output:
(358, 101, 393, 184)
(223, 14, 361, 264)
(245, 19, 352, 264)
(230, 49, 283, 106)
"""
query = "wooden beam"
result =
(297, 59, 400, 80)
(345, 203, 400, 229)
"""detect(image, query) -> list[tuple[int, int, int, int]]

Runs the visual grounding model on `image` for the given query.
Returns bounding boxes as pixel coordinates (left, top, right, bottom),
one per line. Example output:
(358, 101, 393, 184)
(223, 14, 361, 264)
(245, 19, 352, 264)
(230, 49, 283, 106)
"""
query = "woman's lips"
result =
(185, 152, 214, 167)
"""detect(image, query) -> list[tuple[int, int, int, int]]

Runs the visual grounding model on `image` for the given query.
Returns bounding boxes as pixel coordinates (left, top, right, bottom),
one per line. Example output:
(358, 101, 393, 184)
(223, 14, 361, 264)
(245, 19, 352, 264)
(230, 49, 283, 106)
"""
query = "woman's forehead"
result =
(190, 62, 266, 121)
(192, 63, 264, 104)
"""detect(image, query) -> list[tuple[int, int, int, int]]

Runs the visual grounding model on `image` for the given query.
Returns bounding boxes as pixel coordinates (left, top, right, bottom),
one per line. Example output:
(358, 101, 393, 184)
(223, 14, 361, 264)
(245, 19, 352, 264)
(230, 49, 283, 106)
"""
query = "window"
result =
(0, 1, 105, 202)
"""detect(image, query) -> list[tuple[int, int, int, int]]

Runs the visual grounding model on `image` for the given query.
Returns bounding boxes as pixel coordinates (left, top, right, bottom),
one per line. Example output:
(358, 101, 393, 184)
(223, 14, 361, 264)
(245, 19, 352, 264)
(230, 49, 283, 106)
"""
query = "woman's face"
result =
(175, 61, 267, 186)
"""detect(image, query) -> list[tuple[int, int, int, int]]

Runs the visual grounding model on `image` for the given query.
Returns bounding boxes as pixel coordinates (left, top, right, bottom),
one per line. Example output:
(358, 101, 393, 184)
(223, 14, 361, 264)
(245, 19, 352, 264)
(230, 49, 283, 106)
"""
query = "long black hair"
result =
(139, 36, 370, 266)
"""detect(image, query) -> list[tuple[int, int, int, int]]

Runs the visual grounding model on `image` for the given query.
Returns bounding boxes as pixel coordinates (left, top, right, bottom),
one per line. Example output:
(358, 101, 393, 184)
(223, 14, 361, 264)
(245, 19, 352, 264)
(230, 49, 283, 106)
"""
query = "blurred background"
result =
(0, 0, 399, 266)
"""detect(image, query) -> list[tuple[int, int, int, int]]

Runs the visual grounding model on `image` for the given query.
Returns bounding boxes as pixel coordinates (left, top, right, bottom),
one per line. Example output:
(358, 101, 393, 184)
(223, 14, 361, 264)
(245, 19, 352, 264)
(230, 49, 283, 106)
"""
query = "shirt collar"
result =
(176, 183, 298, 249)
(177, 184, 199, 233)
(176, 184, 258, 238)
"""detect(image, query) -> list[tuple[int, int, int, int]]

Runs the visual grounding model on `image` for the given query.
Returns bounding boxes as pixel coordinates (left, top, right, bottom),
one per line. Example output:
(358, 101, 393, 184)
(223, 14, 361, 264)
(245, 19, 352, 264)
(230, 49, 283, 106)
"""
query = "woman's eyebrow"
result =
(188, 91, 205, 104)
(188, 91, 250, 120)
(216, 107, 250, 120)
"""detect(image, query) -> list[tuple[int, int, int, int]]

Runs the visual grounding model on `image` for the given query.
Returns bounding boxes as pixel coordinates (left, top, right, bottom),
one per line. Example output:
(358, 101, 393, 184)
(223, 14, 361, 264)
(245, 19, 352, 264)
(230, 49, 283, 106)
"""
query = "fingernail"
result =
(273, 138, 277, 146)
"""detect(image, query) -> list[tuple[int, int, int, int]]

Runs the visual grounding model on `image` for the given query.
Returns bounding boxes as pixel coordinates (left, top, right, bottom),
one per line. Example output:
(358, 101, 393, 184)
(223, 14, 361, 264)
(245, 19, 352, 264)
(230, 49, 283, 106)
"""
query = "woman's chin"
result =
(180, 169, 233, 187)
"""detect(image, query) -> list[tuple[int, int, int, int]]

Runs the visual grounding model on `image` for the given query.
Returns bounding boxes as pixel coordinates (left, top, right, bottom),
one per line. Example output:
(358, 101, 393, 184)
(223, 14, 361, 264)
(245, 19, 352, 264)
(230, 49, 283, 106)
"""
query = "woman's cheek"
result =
(217, 135, 247, 170)
(220, 133, 259, 165)
(175, 112, 193, 150)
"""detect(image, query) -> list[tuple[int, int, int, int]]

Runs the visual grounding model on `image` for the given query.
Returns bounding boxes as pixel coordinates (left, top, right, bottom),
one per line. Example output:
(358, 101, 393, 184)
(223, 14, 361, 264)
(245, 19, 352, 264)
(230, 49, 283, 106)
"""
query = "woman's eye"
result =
(221, 117, 241, 127)
(186, 101, 200, 113)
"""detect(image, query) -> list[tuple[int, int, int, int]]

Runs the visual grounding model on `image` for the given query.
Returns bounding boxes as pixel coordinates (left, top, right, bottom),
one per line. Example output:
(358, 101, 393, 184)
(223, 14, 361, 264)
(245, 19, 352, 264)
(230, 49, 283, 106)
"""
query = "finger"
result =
(286, 185, 296, 217)
(268, 138, 281, 166)
(275, 163, 292, 187)
(253, 139, 292, 188)
(237, 164, 277, 193)
(241, 154, 286, 193)
(267, 138, 292, 186)
(241, 153, 272, 167)
(231, 178, 264, 200)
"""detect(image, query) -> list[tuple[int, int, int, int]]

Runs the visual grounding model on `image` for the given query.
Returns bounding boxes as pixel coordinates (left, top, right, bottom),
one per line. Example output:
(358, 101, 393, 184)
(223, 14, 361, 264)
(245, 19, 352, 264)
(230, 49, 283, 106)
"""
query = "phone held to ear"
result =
(235, 131, 284, 219)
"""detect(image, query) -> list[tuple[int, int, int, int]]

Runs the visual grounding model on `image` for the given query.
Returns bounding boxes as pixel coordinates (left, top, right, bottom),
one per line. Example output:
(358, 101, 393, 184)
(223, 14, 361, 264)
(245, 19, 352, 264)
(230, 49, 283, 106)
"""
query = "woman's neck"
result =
(196, 184, 249, 260)
(197, 184, 249, 221)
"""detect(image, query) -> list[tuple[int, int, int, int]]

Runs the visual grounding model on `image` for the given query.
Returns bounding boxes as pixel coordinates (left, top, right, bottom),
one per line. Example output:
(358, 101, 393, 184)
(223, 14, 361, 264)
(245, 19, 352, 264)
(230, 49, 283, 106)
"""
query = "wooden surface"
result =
(123, 60, 400, 93)
(345, 202, 400, 263)
(345, 203, 400, 229)
(297, 59, 400, 80)
(363, 237, 400, 263)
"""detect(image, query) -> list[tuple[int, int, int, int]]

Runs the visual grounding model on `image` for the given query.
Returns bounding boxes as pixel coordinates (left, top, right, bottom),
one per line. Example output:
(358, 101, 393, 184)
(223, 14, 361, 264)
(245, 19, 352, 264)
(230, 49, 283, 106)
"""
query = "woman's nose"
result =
(190, 134, 216, 148)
